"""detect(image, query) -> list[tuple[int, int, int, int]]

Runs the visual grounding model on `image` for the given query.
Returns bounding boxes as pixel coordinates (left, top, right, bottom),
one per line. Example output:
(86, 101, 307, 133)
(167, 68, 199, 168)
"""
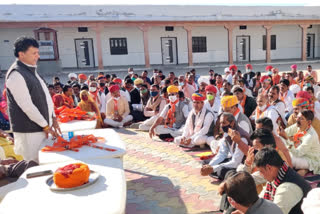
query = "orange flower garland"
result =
(53, 163, 90, 188)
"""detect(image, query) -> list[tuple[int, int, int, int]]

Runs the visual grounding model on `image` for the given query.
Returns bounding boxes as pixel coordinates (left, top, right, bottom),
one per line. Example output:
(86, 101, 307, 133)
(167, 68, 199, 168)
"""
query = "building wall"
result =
(0, 28, 34, 70)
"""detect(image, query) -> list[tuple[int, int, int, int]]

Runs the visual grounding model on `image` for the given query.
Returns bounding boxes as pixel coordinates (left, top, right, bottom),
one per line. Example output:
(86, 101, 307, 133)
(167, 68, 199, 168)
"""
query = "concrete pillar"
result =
(263, 25, 272, 63)
(138, 25, 151, 68)
(224, 25, 234, 65)
(299, 24, 309, 61)
(184, 25, 193, 66)
(93, 24, 104, 70)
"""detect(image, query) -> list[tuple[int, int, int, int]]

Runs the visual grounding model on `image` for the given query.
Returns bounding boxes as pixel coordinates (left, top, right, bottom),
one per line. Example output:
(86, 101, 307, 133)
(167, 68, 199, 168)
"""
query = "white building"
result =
(0, 5, 320, 73)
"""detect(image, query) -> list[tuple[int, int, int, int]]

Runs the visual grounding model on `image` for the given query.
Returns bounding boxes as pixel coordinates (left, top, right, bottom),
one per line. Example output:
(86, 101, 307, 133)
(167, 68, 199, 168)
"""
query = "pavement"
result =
(115, 128, 221, 214)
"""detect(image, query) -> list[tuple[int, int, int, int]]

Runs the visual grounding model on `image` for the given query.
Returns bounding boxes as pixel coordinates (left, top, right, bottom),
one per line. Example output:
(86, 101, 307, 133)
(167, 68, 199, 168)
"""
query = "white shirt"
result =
(226, 74, 233, 84)
(274, 101, 286, 119)
(255, 105, 280, 134)
(98, 91, 106, 114)
(280, 90, 294, 113)
(234, 111, 250, 134)
(105, 90, 129, 103)
(143, 98, 166, 118)
(314, 101, 320, 121)
(6, 66, 54, 128)
(204, 98, 220, 123)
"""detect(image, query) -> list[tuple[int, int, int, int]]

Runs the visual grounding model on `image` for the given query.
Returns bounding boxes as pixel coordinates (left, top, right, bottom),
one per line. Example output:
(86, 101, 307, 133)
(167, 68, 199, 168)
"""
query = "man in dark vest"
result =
(174, 93, 214, 148)
(254, 148, 311, 214)
(5, 37, 61, 162)
(201, 112, 251, 180)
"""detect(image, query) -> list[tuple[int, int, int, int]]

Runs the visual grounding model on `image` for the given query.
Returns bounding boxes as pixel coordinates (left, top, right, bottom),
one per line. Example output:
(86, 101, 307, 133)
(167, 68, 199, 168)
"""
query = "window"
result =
(192, 37, 207, 53)
(78, 27, 88, 32)
(239, 25, 247, 30)
(110, 38, 128, 55)
(165, 26, 174, 31)
(263, 35, 276, 50)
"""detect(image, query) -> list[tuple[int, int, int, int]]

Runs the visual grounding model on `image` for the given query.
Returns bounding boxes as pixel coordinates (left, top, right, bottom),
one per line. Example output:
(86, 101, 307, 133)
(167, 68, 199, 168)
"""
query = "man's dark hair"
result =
(173, 80, 179, 85)
(98, 72, 104, 76)
(48, 84, 54, 89)
(232, 86, 243, 93)
(165, 79, 171, 85)
(143, 70, 148, 74)
(63, 85, 71, 93)
(151, 84, 160, 90)
(217, 74, 222, 78)
(178, 91, 185, 99)
(14, 37, 39, 57)
(111, 74, 117, 79)
(300, 109, 314, 121)
(256, 117, 273, 131)
(306, 87, 314, 94)
(72, 83, 81, 89)
(250, 128, 276, 148)
(307, 65, 312, 68)
(105, 74, 111, 79)
(256, 72, 261, 77)
(254, 148, 284, 168)
(222, 112, 236, 124)
(140, 84, 148, 89)
(286, 72, 293, 77)
(125, 78, 134, 84)
(81, 85, 89, 91)
(54, 76, 60, 81)
(53, 82, 62, 88)
(280, 79, 290, 87)
(169, 71, 175, 75)
(161, 86, 168, 95)
(238, 79, 245, 85)
(224, 171, 259, 207)
(158, 70, 163, 74)
(270, 85, 280, 94)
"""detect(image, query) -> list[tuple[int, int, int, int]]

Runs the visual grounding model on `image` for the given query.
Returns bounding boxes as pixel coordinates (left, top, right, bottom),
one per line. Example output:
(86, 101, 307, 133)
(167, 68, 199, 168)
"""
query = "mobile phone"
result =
(26, 170, 53, 179)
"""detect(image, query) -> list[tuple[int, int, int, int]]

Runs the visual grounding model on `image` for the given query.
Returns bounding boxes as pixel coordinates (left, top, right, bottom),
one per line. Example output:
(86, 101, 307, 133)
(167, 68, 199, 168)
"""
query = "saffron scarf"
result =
(165, 100, 179, 128)
(240, 95, 247, 109)
(264, 162, 289, 201)
(293, 125, 310, 148)
(89, 90, 101, 105)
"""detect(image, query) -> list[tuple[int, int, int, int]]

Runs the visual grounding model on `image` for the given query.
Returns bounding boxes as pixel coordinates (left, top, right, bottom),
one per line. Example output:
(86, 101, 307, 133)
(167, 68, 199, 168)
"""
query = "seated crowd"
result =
(1, 63, 320, 213)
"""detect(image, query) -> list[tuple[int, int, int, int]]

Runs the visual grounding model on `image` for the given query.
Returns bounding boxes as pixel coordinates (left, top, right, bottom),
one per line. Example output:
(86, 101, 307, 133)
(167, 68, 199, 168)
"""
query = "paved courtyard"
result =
(116, 128, 221, 214)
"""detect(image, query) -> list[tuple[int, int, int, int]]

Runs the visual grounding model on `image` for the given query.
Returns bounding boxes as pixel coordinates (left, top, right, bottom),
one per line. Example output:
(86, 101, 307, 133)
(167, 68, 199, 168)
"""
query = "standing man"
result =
(6, 37, 61, 162)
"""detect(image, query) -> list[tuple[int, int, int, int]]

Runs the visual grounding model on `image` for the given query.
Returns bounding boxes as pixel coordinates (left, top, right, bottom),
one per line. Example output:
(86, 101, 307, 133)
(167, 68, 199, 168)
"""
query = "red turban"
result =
(229, 64, 238, 71)
(246, 64, 253, 70)
(192, 93, 206, 101)
(205, 85, 217, 93)
(260, 75, 272, 83)
(296, 91, 312, 100)
(265, 65, 273, 71)
(113, 78, 122, 84)
(109, 85, 120, 93)
(78, 74, 87, 80)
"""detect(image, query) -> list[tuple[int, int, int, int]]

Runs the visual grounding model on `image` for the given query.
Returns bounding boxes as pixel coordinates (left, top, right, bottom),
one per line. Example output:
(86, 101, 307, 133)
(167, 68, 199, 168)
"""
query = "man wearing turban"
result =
(78, 74, 88, 86)
(220, 95, 253, 135)
(149, 85, 189, 139)
(243, 64, 255, 88)
(204, 85, 220, 122)
(174, 93, 214, 148)
(258, 75, 272, 97)
(104, 85, 133, 128)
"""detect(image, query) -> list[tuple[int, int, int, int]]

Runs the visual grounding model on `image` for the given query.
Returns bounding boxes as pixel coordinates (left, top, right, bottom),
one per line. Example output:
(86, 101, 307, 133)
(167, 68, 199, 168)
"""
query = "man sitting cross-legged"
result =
(174, 93, 214, 148)
(200, 112, 250, 180)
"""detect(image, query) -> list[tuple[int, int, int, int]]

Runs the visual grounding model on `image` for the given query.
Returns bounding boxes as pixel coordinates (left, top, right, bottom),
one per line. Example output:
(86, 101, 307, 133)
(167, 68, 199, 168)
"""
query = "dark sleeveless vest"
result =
(191, 109, 215, 136)
(281, 167, 311, 214)
(6, 60, 49, 133)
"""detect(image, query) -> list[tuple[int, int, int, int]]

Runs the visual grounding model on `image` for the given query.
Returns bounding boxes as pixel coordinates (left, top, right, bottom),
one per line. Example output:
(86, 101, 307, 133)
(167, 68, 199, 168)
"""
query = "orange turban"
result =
(229, 64, 238, 71)
(221, 95, 238, 108)
(205, 85, 217, 93)
(78, 74, 87, 80)
(108, 85, 120, 93)
(292, 98, 309, 107)
(192, 93, 206, 101)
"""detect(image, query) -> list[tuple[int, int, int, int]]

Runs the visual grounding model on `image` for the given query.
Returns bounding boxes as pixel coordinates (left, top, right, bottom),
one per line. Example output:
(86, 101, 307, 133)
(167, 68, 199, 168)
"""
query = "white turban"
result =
(68, 73, 77, 80)
(198, 76, 210, 85)
(224, 67, 230, 73)
(289, 84, 301, 95)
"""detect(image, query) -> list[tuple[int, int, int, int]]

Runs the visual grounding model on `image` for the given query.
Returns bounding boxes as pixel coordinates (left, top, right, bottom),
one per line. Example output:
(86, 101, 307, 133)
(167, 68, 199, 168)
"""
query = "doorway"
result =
(307, 34, 315, 59)
(161, 37, 178, 65)
(75, 39, 95, 68)
(236, 36, 250, 62)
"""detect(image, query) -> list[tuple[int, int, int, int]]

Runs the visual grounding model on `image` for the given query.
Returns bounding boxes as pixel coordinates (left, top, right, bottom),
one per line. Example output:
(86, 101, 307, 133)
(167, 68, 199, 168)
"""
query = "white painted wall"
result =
(101, 26, 145, 66)
(0, 28, 34, 70)
(192, 26, 228, 63)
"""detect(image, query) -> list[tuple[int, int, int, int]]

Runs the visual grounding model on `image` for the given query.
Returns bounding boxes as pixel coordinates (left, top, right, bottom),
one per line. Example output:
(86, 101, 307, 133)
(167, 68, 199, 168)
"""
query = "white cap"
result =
(198, 76, 210, 85)
(302, 188, 320, 214)
(289, 84, 301, 95)
(224, 67, 230, 73)
(68, 73, 77, 80)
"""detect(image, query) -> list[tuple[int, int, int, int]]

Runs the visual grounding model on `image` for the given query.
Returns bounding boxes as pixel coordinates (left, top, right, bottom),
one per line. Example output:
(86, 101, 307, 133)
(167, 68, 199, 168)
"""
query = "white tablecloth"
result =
(39, 129, 126, 165)
(59, 120, 97, 133)
(0, 158, 126, 214)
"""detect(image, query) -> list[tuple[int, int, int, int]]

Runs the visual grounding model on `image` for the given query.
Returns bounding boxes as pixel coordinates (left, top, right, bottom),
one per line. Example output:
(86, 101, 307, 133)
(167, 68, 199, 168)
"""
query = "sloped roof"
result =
(0, 5, 320, 22)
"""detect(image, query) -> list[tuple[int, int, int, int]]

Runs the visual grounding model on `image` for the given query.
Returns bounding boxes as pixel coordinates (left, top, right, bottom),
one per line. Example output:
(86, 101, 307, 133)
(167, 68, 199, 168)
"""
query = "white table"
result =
(39, 129, 126, 165)
(59, 120, 97, 133)
(0, 158, 126, 214)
